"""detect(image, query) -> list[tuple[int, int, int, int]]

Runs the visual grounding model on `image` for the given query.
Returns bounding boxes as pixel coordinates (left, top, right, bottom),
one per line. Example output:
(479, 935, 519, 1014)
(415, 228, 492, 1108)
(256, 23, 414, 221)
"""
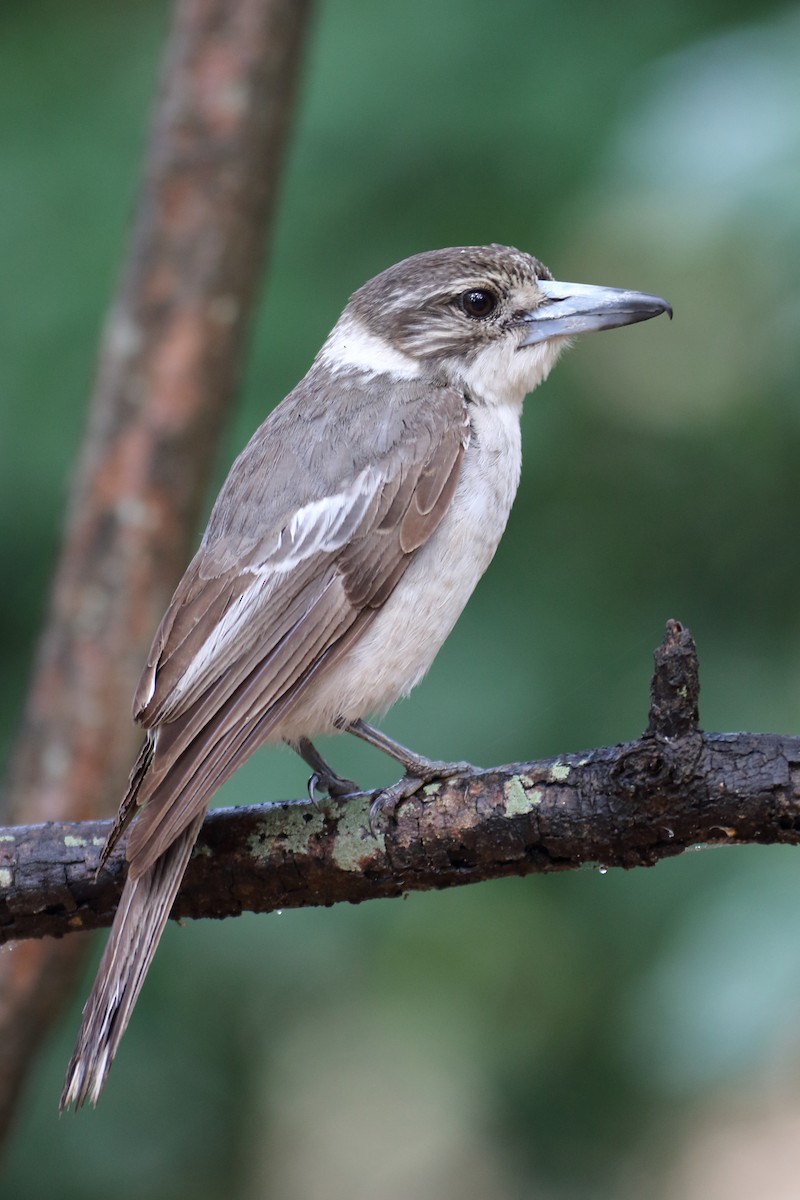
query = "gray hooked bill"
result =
(521, 279, 673, 345)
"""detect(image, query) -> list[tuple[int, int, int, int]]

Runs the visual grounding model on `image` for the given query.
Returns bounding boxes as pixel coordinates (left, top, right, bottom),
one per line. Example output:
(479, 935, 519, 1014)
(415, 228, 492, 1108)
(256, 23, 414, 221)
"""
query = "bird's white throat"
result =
(456, 335, 566, 408)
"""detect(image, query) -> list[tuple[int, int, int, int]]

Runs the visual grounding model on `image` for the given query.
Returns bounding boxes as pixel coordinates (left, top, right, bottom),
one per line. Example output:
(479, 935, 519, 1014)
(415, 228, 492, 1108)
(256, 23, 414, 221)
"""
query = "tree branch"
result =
(4, 621, 798, 943)
(0, 0, 313, 1138)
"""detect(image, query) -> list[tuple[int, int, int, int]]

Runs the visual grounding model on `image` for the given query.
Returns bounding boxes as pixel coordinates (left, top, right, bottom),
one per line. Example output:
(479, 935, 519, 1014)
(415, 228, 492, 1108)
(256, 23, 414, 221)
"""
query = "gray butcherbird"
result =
(61, 243, 671, 1109)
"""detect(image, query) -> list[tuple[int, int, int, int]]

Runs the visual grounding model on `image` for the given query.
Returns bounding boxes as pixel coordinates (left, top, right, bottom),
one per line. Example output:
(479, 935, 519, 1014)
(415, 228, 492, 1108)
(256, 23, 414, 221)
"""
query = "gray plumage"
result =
(61, 244, 670, 1109)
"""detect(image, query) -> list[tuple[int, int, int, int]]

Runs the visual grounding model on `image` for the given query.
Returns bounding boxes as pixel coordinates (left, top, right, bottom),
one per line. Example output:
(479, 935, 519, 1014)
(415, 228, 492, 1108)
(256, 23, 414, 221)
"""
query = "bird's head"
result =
(318, 244, 671, 407)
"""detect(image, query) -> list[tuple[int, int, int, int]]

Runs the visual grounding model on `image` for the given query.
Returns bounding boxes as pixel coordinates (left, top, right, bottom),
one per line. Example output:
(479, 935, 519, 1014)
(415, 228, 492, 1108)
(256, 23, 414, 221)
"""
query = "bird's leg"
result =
(343, 718, 479, 825)
(286, 737, 360, 800)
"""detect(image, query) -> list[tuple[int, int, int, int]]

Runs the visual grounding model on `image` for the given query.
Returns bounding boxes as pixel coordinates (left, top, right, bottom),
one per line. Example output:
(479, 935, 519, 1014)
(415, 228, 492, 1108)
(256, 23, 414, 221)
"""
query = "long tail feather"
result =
(60, 811, 205, 1111)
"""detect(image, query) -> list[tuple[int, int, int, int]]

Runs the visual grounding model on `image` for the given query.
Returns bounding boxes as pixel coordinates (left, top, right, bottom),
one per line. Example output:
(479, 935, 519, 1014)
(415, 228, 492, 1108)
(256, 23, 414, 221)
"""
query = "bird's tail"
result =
(59, 811, 205, 1111)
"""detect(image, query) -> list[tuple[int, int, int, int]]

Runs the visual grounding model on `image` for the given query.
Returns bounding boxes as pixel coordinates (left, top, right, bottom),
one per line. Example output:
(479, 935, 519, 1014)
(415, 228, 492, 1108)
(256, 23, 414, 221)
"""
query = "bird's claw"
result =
(307, 772, 321, 803)
(307, 770, 360, 803)
(368, 760, 481, 834)
(368, 775, 424, 833)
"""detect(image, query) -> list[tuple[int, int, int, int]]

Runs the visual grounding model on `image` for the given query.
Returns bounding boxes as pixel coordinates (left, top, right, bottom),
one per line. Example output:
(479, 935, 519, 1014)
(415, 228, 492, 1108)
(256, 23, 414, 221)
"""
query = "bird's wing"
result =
(121, 383, 470, 876)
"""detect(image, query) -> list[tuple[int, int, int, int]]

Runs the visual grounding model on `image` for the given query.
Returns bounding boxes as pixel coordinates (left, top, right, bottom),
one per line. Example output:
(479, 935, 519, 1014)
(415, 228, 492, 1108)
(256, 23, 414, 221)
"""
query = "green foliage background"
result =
(3, 1, 800, 1196)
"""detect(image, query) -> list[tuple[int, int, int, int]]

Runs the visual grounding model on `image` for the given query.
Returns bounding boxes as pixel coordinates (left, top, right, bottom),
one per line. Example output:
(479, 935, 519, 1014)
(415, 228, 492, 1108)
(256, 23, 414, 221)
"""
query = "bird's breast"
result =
(276, 401, 523, 736)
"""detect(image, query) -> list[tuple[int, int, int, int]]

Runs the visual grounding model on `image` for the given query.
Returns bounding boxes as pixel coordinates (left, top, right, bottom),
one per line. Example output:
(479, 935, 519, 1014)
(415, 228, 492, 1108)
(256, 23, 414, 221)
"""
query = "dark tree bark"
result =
(3, 622, 799, 943)
(0, 0, 313, 1142)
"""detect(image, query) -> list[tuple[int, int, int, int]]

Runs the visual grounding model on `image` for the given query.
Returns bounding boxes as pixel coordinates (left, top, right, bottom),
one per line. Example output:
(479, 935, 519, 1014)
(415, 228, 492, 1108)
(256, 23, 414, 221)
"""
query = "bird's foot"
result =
(307, 768, 361, 802)
(288, 737, 360, 802)
(368, 758, 479, 832)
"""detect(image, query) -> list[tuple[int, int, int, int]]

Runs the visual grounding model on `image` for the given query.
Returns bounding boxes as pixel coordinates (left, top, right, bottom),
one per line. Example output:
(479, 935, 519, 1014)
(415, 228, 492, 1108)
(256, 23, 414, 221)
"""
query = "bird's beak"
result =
(520, 279, 672, 345)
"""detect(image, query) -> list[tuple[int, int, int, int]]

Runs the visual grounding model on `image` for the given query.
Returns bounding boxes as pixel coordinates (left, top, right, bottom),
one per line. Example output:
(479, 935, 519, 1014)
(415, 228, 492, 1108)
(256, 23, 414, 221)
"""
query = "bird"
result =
(60, 243, 671, 1109)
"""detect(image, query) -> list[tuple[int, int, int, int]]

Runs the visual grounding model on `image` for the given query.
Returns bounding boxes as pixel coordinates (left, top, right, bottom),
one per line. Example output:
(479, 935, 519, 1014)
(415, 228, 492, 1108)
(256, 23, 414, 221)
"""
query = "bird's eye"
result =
(459, 288, 498, 319)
